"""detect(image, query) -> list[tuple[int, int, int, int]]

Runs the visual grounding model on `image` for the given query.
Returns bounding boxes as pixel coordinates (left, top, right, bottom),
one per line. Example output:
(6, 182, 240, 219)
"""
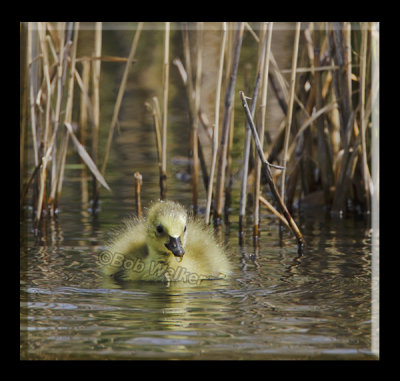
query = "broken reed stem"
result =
(253, 22, 273, 239)
(191, 22, 203, 214)
(280, 22, 301, 201)
(205, 22, 227, 225)
(134, 172, 143, 219)
(214, 22, 244, 224)
(259, 195, 290, 230)
(160, 22, 170, 201)
(101, 22, 143, 180)
(240, 91, 305, 247)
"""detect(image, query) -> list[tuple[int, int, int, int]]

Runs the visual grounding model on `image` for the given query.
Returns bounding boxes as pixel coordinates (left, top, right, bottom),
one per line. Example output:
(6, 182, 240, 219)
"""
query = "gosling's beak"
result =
(165, 236, 185, 257)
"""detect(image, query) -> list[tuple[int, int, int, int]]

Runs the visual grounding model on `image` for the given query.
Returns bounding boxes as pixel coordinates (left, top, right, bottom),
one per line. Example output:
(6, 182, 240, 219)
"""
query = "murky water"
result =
(20, 23, 378, 360)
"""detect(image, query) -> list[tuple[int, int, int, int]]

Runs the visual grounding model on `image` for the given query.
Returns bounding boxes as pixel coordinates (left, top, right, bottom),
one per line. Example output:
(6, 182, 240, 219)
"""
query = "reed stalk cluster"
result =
(21, 22, 378, 245)
(20, 22, 141, 231)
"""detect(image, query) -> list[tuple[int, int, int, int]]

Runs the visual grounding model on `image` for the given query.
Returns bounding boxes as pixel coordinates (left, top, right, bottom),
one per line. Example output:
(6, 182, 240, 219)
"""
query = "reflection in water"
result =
(21, 212, 374, 359)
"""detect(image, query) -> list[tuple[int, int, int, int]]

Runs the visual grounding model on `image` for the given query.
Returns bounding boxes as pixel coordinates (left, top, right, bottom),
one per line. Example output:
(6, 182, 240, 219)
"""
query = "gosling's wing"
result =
(185, 220, 232, 278)
(102, 220, 148, 277)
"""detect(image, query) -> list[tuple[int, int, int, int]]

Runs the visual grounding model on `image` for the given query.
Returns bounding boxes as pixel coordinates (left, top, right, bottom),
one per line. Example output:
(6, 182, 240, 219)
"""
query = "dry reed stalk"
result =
(56, 23, 79, 205)
(205, 22, 227, 225)
(259, 195, 290, 230)
(314, 25, 334, 205)
(76, 55, 137, 63)
(344, 22, 352, 103)
(329, 22, 356, 214)
(238, 22, 267, 238)
(145, 96, 162, 171)
(253, 22, 273, 239)
(214, 22, 244, 224)
(197, 137, 209, 194)
(100, 22, 143, 180)
(35, 22, 52, 221)
(280, 22, 301, 202)
(64, 123, 110, 192)
(224, 106, 235, 221)
(91, 22, 102, 211)
(240, 91, 305, 247)
(359, 23, 371, 212)
(74, 64, 95, 125)
(20, 24, 29, 183)
(287, 100, 338, 158)
(182, 24, 194, 117)
(191, 22, 203, 214)
(27, 22, 39, 168)
(79, 60, 90, 145)
(80, 59, 91, 209)
(370, 23, 379, 217)
(174, 28, 209, 206)
(160, 22, 170, 201)
(49, 23, 66, 212)
(330, 22, 353, 148)
(134, 172, 143, 219)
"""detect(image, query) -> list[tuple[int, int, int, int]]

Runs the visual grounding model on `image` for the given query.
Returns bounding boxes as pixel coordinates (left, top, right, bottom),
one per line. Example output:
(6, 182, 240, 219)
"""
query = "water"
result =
(20, 207, 375, 359)
(20, 23, 378, 360)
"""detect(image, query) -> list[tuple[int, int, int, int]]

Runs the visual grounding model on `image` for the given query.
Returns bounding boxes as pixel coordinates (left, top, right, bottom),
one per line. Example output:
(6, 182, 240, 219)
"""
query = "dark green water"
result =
(20, 23, 378, 360)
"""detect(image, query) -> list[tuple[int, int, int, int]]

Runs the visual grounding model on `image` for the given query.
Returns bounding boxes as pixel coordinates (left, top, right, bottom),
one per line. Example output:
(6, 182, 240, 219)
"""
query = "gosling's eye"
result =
(156, 224, 164, 234)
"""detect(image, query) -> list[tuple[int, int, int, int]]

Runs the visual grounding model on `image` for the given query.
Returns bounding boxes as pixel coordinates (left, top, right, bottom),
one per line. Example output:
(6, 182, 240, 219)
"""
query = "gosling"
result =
(101, 200, 232, 284)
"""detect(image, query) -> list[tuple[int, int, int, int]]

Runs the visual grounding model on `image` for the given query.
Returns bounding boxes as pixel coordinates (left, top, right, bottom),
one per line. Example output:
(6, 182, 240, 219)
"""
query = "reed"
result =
(48, 23, 68, 212)
(145, 96, 163, 175)
(280, 22, 300, 201)
(22, 22, 111, 229)
(240, 91, 305, 247)
(205, 22, 227, 225)
(79, 59, 90, 210)
(191, 22, 203, 214)
(91, 22, 102, 212)
(253, 22, 273, 241)
(160, 22, 170, 201)
(238, 23, 267, 238)
(56, 24, 79, 209)
(313, 23, 334, 205)
(214, 22, 244, 225)
(35, 22, 52, 222)
(359, 22, 371, 212)
(21, 22, 376, 239)
(100, 22, 143, 181)
(134, 172, 143, 219)
(174, 23, 210, 214)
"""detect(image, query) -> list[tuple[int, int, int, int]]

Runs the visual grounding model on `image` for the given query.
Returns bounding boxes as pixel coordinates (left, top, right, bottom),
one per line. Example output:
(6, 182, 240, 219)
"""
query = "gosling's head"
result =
(146, 201, 188, 260)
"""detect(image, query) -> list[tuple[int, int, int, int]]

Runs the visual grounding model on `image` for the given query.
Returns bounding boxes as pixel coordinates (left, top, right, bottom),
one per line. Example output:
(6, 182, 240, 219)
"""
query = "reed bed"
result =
(21, 22, 377, 245)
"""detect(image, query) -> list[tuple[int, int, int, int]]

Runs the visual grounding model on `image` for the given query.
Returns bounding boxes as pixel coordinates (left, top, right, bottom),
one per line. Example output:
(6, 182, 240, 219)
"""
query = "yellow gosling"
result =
(101, 200, 232, 284)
